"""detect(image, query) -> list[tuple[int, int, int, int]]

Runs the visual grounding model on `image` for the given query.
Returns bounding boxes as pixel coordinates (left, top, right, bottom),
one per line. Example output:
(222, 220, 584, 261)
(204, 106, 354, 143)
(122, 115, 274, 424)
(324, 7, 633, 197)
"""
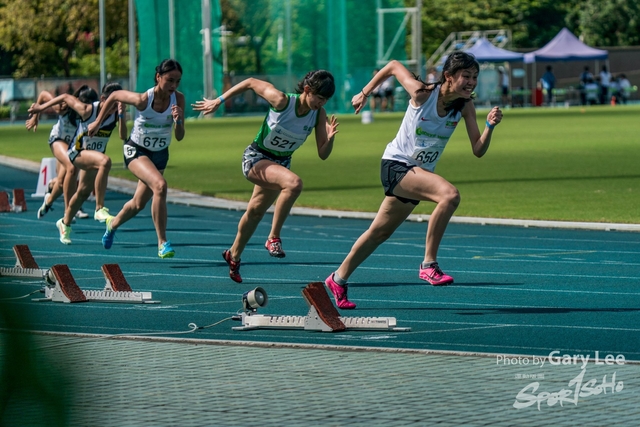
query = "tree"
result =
(0, 0, 128, 78)
(576, 0, 640, 46)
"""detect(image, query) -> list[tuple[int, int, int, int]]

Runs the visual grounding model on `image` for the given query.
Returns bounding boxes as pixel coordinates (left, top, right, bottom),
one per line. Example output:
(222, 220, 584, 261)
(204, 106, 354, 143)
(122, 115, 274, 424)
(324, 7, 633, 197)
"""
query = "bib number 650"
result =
(414, 150, 439, 164)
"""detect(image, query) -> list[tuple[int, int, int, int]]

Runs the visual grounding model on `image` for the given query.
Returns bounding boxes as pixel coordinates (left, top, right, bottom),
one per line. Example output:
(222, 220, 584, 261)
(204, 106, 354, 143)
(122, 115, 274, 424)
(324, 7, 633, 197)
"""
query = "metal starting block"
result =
(233, 282, 410, 332)
(34, 264, 159, 304)
(0, 244, 50, 280)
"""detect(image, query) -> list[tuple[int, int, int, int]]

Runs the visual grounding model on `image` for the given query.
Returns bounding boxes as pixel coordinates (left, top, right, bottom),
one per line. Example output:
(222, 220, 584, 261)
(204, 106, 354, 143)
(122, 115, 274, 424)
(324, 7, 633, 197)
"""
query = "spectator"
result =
(370, 69, 395, 112)
(541, 66, 556, 105)
(426, 67, 439, 84)
(497, 67, 510, 107)
(617, 74, 632, 104)
(579, 66, 594, 105)
(599, 65, 611, 104)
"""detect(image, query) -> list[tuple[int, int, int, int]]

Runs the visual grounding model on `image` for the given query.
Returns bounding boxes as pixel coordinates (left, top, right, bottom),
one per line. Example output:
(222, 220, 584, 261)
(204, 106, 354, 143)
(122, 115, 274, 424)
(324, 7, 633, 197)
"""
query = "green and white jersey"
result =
(48, 112, 76, 145)
(130, 88, 176, 152)
(253, 94, 319, 157)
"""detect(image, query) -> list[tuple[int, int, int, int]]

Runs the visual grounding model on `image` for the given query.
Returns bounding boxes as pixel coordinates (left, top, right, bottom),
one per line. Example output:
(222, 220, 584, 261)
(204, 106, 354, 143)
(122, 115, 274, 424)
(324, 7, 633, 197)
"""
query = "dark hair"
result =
(437, 51, 479, 116)
(101, 81, 122, 98)
(155, 59, 183, 84)
(295, 70, 335, 98)
(68, 85, 99, 126)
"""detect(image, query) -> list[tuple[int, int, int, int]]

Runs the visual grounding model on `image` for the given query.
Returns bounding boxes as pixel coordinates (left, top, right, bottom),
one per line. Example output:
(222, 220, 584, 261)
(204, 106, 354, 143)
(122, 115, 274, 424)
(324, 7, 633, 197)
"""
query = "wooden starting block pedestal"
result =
(232, 282, 410, 332)
(0, 244, 49, 280)
(34, 264, 159, 304)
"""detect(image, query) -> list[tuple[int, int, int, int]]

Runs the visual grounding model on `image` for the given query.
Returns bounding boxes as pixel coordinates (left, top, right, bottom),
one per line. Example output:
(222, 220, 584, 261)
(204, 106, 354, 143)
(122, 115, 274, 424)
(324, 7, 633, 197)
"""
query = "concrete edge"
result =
(3, 154, 639, 232)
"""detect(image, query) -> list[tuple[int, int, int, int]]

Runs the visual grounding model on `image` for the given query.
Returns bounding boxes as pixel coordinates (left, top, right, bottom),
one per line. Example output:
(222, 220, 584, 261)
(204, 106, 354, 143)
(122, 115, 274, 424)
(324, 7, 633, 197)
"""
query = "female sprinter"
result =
(325, 52, 502, 309)
(26, 85, 98, 219)
(87, 59, 185, 259)
(193, 70, 339, 283)
(28, 82, 125, 244)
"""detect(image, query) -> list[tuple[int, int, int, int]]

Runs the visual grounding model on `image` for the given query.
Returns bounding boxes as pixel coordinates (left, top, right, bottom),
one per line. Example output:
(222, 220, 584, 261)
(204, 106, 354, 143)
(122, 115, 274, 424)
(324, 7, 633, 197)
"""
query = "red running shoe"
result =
(265, 237, 286, 258)
(222, 250, 242, 283)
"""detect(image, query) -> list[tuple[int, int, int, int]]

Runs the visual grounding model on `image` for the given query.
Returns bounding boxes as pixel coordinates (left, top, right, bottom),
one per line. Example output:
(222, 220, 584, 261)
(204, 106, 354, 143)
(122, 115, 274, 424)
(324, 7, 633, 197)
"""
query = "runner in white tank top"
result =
(26, 86, 98, 219)
(28, 83, 124, 245)
(87, 59, 185, 258)
(324, 53, 503, 310)
(193, 70, 339, 283)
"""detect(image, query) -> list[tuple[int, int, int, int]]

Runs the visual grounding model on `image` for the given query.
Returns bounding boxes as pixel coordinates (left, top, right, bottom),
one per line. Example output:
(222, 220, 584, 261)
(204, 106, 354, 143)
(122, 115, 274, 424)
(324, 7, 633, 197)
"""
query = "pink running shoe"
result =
(265, 237, 286, 258)
(222, 250, 242, 283)
(325, 273, 356, 309)
(419, 262, 454, 286)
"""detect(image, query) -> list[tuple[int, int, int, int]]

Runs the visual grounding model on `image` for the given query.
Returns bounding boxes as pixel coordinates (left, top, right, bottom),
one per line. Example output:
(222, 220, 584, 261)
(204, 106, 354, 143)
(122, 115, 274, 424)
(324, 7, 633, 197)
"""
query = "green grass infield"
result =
(2, 104, 639, 223)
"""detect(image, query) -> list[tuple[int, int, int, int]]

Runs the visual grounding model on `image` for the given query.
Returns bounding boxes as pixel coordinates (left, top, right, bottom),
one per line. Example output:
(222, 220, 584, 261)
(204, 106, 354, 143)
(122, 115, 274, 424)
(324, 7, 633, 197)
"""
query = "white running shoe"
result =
(56, 218, 72, 245)
(75, 208, 90, 219)
(93, 207, 112, 223)
(37, 193, 53, 219)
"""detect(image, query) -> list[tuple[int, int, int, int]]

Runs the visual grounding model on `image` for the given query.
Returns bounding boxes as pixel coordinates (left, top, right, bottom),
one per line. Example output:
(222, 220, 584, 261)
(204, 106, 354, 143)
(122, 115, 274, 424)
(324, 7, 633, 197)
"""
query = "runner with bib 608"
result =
(325, 52, 502, 310)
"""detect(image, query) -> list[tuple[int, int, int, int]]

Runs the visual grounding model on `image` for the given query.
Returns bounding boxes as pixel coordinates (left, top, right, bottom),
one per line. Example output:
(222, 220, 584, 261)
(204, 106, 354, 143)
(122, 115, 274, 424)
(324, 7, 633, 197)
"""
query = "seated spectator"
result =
(617, 74, 632, 104)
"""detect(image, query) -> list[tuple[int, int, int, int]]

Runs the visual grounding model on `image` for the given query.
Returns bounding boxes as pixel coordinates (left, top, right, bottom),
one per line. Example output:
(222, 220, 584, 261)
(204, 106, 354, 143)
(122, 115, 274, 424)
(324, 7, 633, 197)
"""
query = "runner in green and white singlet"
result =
(193, 70, 339, 283)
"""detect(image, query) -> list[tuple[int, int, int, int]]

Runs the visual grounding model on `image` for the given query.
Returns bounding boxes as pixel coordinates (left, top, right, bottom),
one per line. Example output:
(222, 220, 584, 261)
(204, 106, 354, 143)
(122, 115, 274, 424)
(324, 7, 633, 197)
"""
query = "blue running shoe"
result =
(102, 216, 116, 249)
(158, 241, 175, 258)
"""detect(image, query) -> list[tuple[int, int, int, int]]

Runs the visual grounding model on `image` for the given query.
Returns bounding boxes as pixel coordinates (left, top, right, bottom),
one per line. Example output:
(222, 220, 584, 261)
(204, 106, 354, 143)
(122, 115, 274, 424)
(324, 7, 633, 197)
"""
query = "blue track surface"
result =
(2, 164, 640, 359)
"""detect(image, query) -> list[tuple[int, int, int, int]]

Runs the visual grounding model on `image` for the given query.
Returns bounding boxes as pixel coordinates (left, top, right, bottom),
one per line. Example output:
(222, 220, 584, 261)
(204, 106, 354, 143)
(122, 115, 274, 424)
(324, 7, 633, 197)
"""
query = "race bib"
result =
(124, 143, 137, 159)
(262, 125, 308, 153)
(412, 137, 445, 168)
(136, 126, 172, 151)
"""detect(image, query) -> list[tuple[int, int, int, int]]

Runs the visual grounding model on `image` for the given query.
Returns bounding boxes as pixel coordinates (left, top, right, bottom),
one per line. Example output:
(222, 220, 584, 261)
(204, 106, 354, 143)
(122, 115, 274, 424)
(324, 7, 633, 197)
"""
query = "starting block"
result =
(0, 189, 27, 212)
(35, 264, 159, 304)
(0, 244, 50, 280)
(232, 282, 410, 332)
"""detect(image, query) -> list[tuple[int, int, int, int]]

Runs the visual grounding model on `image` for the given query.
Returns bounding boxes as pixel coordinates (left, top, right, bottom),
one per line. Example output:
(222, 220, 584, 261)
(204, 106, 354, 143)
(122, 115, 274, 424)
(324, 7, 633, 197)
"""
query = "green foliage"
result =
(577, 0, 640, 46)
(0, 0, 128, 78)
(2, 106, 640, 223)
(69, 39, 131, 77)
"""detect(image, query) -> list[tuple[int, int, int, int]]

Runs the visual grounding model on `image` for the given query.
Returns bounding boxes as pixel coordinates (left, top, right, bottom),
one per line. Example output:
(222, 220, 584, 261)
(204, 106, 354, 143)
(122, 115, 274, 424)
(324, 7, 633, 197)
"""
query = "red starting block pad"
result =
(0, 192, 10, 212)
(12, 189, 27, 212)
(35, 264, 159, 304)
(0, 244, 49, 280)
(232, 282, 410, 332)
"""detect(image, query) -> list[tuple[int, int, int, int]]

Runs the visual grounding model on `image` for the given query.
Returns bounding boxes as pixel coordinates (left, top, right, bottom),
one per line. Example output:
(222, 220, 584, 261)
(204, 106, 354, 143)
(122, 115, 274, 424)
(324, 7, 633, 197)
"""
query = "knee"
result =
(98, 156, 112, 171)
(245, 205, 267, 223)
(151, 179, 167, 197)
(282, 176, 303, 197)
(132, 199, 148, 211)
(442, 187, 461, 209)
(369, 227, 394, 245)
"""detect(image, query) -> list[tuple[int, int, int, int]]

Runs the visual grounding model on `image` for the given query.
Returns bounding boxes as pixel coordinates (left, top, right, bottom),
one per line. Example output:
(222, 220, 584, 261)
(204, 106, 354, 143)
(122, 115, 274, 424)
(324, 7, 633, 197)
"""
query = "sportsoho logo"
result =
(495, 351, 626, 410)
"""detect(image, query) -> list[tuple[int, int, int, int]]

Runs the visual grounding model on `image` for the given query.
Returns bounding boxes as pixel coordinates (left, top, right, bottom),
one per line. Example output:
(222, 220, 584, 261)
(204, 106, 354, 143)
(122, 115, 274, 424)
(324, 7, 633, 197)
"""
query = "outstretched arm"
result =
(28, 94, 92, 121)
(192, 77, 288, 115)
(88, 90, 145, 136)
(352, 60, 427, 114)
(25, 91, 55, 132)
(463, 105, 503, 158)
(314, 108, 339, 160)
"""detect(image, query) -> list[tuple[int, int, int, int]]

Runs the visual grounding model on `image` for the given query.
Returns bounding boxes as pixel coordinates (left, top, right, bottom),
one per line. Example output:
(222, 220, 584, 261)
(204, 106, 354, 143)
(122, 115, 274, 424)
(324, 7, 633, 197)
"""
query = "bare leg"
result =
(111, 157, 166, 246)
(336, 196, 415, 281)
(246, 160, 303, 241)
(229, 185, 280, 260)
(50, 141, 77, 209)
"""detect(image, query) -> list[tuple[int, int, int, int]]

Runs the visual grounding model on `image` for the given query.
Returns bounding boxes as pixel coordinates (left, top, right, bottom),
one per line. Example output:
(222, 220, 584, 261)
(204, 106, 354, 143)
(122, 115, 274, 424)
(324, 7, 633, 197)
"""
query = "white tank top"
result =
(130, 88, 176, 151)
(49, 112, 76, 145)
(253, 94, 318, 157)
(382, 88, 462, 172)
(71, 101, 117, 153)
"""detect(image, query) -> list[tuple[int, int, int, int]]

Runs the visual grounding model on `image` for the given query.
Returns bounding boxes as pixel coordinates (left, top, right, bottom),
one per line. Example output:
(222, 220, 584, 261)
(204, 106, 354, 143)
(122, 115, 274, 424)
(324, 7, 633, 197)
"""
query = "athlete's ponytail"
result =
(295, 70, 335, 99)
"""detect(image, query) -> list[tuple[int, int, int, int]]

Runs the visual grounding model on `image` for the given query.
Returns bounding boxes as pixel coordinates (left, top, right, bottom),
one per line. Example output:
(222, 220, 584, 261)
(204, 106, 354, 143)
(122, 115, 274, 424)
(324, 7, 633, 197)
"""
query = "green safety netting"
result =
(135, 0, 223, 117)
